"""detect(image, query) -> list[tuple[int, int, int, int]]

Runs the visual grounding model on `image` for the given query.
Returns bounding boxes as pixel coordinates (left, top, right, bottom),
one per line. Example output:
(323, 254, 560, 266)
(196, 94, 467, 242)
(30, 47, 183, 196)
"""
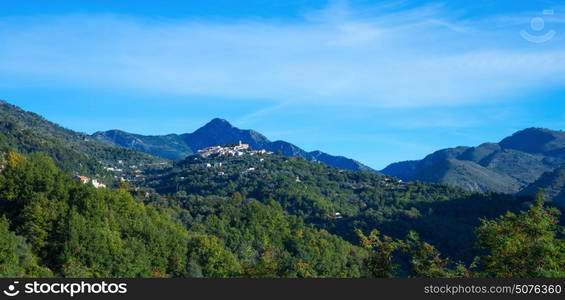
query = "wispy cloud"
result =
(235, 102, 290, 126)
(0, 2, 564, 108)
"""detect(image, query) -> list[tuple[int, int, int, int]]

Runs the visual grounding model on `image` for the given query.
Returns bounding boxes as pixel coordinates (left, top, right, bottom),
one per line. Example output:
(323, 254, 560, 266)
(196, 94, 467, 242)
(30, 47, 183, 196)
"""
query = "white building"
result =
(75, 175, 106, 188)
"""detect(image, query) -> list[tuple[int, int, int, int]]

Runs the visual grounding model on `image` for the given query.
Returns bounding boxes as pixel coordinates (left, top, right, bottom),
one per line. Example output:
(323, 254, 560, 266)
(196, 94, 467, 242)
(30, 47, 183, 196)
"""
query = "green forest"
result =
(1, 152, 563, 278)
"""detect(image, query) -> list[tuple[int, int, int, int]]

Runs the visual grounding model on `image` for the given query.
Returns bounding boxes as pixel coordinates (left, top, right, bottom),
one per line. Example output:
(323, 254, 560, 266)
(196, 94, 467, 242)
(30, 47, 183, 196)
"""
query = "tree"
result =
(402, 231, 467, 278)
(0, 216, 51, 277)
(475, 191, 565, 277)
(357, 229, 402, 278)
(186, 234, 242, 278)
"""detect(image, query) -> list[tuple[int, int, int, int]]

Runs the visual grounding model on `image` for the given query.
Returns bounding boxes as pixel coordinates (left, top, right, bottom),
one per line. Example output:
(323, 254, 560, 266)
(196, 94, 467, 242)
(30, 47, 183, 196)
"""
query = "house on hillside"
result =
(75, 175, 90, 184)
(75, 175, 106, 188)
(331, 212, 343, 219)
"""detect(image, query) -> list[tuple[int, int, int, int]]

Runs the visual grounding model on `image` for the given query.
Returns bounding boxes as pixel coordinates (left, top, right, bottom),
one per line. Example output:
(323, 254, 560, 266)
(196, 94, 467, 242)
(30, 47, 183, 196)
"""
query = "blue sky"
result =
(1, 0, 565, 169)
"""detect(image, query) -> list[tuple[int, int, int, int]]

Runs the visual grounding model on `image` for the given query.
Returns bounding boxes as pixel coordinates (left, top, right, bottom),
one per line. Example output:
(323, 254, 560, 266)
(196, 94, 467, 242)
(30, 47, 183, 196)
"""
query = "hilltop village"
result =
(73, 142, 271, 188)
(73, 142, 412, 196)
(197, 141, 272, 158)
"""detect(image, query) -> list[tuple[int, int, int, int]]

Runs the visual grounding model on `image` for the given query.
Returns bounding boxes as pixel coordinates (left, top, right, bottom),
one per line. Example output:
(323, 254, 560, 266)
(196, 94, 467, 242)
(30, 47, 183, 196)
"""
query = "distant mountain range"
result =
(381, 128, 565, 204)
(93, 118, 374, 172)
(1, 99, 563, 205)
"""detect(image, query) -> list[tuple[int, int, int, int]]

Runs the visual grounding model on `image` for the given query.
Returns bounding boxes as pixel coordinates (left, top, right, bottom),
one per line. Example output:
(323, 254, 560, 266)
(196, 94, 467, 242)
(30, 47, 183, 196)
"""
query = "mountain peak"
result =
(499, 127, 565, 154)
(94, 129, 127, 135)
(191, 118, 239, 138)
(511, 127, 557, 137)
(203, 118, 234, 129)
(505, 127, 559, 138)
(184, 118, 271, 151)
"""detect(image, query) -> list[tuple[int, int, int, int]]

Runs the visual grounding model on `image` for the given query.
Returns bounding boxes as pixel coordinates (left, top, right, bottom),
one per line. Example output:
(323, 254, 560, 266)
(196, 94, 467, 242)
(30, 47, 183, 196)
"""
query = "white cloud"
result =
(0, 3, 564, 107)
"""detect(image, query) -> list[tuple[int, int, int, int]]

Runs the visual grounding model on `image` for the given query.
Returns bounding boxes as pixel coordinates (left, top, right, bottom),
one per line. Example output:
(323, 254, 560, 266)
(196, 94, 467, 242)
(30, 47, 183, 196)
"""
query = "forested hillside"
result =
(1, 152, 562, 278)
(142, 153, 533, 263)
(0, 152, 187, 277)
(0, 100, 167, 177)
(0, 152, 368, 278)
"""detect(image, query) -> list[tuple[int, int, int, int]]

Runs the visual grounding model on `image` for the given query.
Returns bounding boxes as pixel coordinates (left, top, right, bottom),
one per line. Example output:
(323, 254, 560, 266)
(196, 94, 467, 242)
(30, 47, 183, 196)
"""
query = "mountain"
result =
(92, 130, 192, 160)
(182, 118, 271, 151)
(519, 166, 565, 207)
(0, 100, 166, 176)
(381, 128, 565, 194)
(93, 118, 374, 172)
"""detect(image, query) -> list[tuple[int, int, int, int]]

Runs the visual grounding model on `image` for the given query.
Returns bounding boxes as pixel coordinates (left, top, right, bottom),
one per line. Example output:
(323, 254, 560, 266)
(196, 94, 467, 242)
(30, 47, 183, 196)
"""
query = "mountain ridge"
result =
(93, 118, 375, 172)
(519, 165, 565, 207)
(381, 127, 565, 202)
